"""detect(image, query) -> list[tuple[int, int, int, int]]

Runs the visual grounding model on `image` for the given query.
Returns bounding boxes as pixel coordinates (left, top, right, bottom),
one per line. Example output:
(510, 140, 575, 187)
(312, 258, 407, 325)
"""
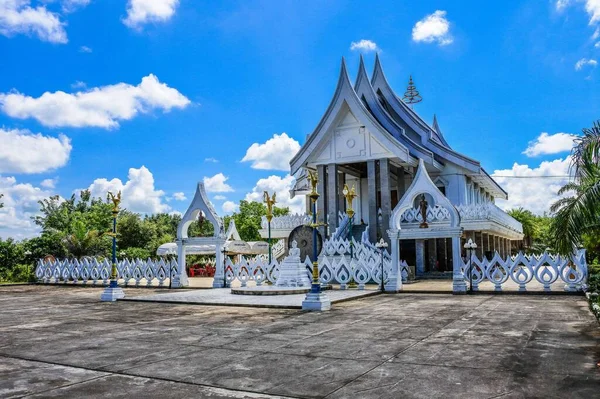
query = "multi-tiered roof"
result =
(290, 55, 507, 199)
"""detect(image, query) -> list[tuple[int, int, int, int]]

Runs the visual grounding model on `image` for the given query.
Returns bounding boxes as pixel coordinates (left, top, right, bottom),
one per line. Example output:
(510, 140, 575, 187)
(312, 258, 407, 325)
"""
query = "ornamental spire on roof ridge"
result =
(432, 114, 443, 136)
(402, 75, 422, 108)
(355, 54, 369, 88)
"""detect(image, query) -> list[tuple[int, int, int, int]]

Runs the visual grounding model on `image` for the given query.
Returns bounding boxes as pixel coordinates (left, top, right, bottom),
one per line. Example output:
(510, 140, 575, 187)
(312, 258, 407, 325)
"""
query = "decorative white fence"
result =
(35, 258, 178, 287)
(463, 250, 588, 292)
(226, 236, 410, 289)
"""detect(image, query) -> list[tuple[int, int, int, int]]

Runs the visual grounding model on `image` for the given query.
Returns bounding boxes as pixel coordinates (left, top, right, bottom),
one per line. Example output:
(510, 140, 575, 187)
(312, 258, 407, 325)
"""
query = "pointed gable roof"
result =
(354, 55, 439, 168)
(290, 58, 414, 174)
(431, 114, 448, 146)
(370, 54, 484, 173)
(177, 183, 224, 240)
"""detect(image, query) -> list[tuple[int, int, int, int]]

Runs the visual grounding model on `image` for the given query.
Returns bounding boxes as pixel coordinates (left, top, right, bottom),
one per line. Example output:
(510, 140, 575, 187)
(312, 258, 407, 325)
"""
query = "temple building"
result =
(265, 55, 523, 279)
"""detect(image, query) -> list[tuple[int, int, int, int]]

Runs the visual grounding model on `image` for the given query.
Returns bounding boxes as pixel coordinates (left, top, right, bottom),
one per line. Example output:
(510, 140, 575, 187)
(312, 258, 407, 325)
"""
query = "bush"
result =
(0, 264, 35, 283)
(119, 247, 152, 260)
(588, 264, 600, 275)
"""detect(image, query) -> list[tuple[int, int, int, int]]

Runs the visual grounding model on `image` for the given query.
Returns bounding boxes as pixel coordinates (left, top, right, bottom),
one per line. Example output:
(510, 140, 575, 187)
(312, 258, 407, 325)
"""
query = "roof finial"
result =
(402, 75, 422, 109)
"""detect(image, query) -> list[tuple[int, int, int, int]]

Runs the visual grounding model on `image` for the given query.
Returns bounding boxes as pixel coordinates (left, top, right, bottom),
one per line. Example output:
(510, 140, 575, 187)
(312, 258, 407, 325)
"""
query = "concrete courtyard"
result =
(1, 285, 599, 398)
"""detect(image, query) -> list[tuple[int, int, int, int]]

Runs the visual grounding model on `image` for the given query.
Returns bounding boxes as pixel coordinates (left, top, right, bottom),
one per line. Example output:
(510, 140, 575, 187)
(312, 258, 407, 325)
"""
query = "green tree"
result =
(226, 200, 289, 242)
(508, 208, 536, 249)
(117, 211, 155, 250)
(551, 120, 600, 254)
(62, 220, 107, 258)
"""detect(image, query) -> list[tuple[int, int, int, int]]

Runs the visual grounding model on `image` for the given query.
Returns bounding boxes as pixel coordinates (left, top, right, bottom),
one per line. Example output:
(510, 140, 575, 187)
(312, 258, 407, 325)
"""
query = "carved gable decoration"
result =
(310, 108, 395, 164)
(177, 183, 224, 240)
(225, 219, 242, 241)
(390, 158, 460, 230)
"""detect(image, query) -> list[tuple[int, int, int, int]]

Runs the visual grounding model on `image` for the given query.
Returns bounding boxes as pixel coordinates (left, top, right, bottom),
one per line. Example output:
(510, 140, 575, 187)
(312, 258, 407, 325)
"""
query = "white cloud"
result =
(222, 200, 238, 214)
(244, 174, 304, 214)
(0, 128, 72, 174)
(555, 0, 572, 11)
(493, 158, 572, 214)
(171, 191, 186, 201)
(124, 0, 179, 28)
(213, 195, 226, 200)
(62, 0, 90, 13)
(575, 57, 598, 70)
(523, 132, 576, 157)
(0, 0, 67, 43)
(412, 10, 453, 46)
(0, 175, 53, 239)
(40, 178, 57, 189)
(585, 0, 600, 24)
(350, 39, 379, 52)
(204, 157, 218, 163)
(84, 166, 170, 214)
(241, 133, 300, 171)
(79, 45, 92, 53)
(70, 80, 86, 89)
(0, 74, 190, 129)
(203, 173, 234, 193)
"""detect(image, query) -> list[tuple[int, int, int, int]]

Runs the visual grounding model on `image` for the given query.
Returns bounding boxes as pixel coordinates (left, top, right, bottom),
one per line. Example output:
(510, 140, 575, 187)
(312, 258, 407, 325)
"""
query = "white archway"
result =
(174, 182, 226, 288)
(387, 159, 466, 294)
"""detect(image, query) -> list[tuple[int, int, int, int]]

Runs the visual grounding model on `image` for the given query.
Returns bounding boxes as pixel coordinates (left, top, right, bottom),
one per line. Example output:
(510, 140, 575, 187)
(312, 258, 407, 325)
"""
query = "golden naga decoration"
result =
(263, 191, 276, 222)
(107, 191, 122, 214)
(308, 170, 319, 201)
(419, 194, 429, 228)
(342, 184, 357, 219)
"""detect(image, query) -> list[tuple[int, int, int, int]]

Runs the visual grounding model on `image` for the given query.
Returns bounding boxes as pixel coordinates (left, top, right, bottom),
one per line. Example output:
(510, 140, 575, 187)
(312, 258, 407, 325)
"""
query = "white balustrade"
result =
(260, 214, 311, 230)
(35, 258, 178, 287)
(463, 250, 587, 292)
(400, 203, 523, 233)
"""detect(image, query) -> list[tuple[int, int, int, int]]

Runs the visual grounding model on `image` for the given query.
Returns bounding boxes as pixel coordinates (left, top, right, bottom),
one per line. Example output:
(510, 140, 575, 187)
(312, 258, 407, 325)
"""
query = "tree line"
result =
(0, 191, 289, 282)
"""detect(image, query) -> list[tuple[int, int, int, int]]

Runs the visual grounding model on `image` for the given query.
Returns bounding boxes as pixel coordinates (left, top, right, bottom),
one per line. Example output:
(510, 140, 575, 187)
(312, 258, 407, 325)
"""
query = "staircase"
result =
(350, 224, 368, 243)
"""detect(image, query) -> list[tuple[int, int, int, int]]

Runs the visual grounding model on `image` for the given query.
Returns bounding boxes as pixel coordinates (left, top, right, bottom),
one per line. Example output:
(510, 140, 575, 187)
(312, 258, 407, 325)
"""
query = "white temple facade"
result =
(265, 55, 523, 279)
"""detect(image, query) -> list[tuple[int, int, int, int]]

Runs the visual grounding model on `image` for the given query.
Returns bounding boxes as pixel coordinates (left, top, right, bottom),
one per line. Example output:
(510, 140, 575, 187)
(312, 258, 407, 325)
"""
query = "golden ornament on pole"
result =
(263, 191, 276, 263)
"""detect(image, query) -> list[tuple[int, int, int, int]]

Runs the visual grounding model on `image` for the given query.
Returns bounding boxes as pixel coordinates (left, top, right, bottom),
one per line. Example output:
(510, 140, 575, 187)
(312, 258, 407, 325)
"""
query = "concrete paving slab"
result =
(25, 373, 291, 398)
(0, 285, 598, 399)
(123, 288, 378, 308)
(0, 357, 107, 399)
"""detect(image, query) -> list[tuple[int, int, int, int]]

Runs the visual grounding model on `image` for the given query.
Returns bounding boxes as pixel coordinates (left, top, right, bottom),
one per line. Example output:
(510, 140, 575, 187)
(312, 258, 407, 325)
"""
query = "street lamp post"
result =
(302, 171, 331, 311)
(463, 238, 478, 294)
(375, 238, 389, 292)
(101, 191, 125, 302)
(263, 191, 276, 265)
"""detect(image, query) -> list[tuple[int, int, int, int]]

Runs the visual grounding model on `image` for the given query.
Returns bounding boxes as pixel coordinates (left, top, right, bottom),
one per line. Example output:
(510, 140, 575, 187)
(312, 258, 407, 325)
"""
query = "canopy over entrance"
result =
(387, 159, 466, 294)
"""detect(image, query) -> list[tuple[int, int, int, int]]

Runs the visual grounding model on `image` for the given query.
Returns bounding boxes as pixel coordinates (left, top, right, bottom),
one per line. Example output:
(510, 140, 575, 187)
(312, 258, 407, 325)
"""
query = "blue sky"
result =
(1, 0, 599, 238)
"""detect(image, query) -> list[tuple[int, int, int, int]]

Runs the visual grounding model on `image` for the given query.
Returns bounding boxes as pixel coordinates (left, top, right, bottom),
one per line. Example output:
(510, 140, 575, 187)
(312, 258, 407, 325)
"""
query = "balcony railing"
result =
(400, 203, 523, 233)
(260, 214, 311, 230)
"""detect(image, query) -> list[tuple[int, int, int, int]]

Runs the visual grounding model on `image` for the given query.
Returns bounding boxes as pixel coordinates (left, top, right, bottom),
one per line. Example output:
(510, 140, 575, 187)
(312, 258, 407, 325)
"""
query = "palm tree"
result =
(63, 220, 104, 258)
(507, 208, 536, 250)
(551, 121, 600, 255)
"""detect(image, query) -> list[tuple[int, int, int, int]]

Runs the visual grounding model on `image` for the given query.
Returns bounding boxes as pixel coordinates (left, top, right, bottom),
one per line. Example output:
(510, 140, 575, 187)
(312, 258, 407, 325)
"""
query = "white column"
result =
(385, 229, 402, 292)
(173, 240, 189, 288)
(452, 235, 467, 294)
(367, 160, 378, 243)
(380, 159, 391, 244)
(212, 240, 226, 288)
